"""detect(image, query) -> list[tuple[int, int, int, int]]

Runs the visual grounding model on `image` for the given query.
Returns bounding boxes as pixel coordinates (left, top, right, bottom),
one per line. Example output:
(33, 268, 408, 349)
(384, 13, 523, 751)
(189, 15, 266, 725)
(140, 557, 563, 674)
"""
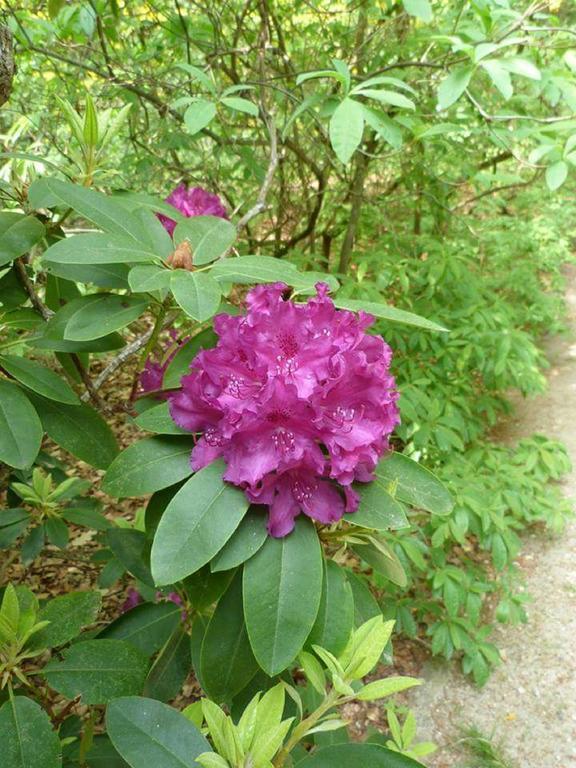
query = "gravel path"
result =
(406, 272, 576, 768)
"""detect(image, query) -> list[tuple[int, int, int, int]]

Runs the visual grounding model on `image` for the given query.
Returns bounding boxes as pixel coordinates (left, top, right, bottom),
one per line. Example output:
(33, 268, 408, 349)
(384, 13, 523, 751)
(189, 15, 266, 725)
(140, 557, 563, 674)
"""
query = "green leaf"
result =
(184, 100, 217, 135)
(43, 639, 149, 704)
(437, 67, 474, 110)
(107, 528, 154, 586)
(0, 214, 45, 267)
(174, 216, 236, 266)
(42, 234, 160, 265)
(144, 624, 191, 701)
(163, 328, 218, 389)
(546, 161, 569, 191)
(29, 178, 143, 240)
(357, 676, 422, 700)
(102, 436, 193, 497)
(28, 394, 119, 470)
(134, 401, 187, 435)
(329, 98, 364, 164)
(345, 483, 409, 530)
(30, 300, 125, 353)
(299, 650, 326, 695)
(297, 743, 424, 766)
(128, 265, 171, 293)
(307, 560, 354, 656)
(184, 566, 236, 611)
(333, 297, 448, 332)
(0, 381, 42, 469)
(28, 591, 102, 650)
(352, 540, 407, 587)
(481, 60, 513, 100)
(106, 696, 211, 768)
(63, 294, 149, 341)
(0, 697, 61, 768)
(221, 96, 259, 116)
(151, 460, 249, 585)
(501, 56, 541, 80)
(0, 355, 79, 404)
(210, 510, 268, 572)
(171, 270, 222, 322)
(402, 0, 432, 21)
(99, 601, 181, 655)
(200, 572, 258, 702)
(374, 453, 453, 514)
(355, 89, 415, 110)
(244, 517, 323, 675)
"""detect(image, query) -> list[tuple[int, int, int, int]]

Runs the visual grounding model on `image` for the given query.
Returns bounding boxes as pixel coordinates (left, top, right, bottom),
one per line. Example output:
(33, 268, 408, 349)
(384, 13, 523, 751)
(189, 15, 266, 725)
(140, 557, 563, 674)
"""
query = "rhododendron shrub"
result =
(158, 183, 228, 236)
(169, 282, 400, 536)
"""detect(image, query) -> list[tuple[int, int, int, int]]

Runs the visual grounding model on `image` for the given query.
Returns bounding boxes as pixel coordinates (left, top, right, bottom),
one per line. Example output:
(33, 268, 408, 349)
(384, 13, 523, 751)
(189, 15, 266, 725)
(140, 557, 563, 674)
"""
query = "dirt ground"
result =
(405, 271, 576, 767)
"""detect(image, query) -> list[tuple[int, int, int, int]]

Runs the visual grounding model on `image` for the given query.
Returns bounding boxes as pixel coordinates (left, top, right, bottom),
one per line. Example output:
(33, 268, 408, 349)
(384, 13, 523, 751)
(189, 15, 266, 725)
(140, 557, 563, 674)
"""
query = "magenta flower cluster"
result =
(169, 283, 400, 537)
(158, 183, 228, 236)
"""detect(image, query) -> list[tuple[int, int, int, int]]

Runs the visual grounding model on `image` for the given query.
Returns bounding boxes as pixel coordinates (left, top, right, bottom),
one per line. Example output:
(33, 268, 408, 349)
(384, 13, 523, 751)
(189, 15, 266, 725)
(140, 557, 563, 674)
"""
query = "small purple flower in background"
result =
(138, 330, 188, 398)
(169, 282, 400, 537)
(158, 183, 228, 236)
(121, 587, 185, 617)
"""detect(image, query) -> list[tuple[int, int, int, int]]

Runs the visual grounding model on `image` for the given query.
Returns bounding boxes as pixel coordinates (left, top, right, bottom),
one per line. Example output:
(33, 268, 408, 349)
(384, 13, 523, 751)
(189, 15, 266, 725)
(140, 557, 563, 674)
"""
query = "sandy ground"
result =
(406, 273, 576, 767)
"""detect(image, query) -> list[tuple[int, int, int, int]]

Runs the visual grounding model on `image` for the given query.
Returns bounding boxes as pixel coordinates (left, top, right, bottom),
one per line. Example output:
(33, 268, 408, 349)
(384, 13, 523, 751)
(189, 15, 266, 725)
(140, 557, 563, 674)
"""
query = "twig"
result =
(236, 116, 278, 231)
(13, 258, 53, 321)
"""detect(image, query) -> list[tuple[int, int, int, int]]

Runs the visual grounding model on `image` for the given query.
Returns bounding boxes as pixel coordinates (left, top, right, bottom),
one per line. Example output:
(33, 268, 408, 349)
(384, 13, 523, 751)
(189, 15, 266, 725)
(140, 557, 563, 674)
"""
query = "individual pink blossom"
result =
(158, 184, 228, 236)
(169, 283, 400, 537)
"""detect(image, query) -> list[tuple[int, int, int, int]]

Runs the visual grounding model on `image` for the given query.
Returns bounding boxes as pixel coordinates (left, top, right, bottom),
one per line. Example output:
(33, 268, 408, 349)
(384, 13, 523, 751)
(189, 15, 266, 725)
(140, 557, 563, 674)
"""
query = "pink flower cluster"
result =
(158, 184, 228, 236)
(169, 283, 400, 537)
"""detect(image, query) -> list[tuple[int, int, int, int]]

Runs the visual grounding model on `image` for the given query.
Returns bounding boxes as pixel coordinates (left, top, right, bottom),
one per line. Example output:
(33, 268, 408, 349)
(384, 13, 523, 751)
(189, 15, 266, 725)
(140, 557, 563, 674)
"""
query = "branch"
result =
(451, 172, 541, 211)
(236, 116, 278, 231)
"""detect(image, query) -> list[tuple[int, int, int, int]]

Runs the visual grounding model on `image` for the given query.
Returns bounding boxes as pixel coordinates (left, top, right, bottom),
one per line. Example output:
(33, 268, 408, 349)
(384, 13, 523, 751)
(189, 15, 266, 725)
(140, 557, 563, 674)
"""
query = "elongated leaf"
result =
(102, 436, 193, 497)
(174, 216, 236, 266)
(29, 178, 143, 240)
(171, 270, 222, 322)
(200, 572, 258, 702)
(0, 697, 61, 768)
(345, 483, 409, 530)
(352, 540, 407, 587)
(151, 461, 249, 585)
(163, 329, 218, 388)
(356, 89, 415, 110)
(28, 394, 118, 469)
(546, 161, 568, 191)
(0, 355, 79, 404)
(346, 571, 381, 627)
(63, 294, 149, 341)
(184, 100, 217, 134)
(28, 591, 102, 650)
(0, 381, 42, 469)
(402, 0, 432, 21)
(481, 59, 513, 100)
(244, 518, 323, 675)
(43, 233, 160, 265)
(437, 66, 474, 110)
(0, 213, 45, 267)
(99, 602, 181, 655)
(43, 640, 149, 704)
(184, 566, 236, 611)
(144, 624, 191, 701)
(329, 98, 364, 164)
(375, 452, 453, 514)
(334, 297, 448, 332)
(211, 511, 268, 572)
(30, 299, 125, 353)
(107, 528, 154, 586)
(298, 743, 423, 766)
(134, 401, 187, 434)
(307, 560, 354, 656)
(128, 265, 171, 292)
(106, 696, 211, 768)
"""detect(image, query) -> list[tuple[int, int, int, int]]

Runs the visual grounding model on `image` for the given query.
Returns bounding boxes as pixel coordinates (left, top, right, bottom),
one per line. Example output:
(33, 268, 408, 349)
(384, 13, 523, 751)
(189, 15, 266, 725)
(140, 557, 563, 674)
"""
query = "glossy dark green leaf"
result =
(99, 602, 181, 656)
(28, 394, 118, 469)
(0, 355, 79, 404)
(210, 255, 305, 286)
(63, 294, 149, 341)
(45, 516, 69, 548)
(0, 511, 31, 548)
(43, 640, 149, 704)
(29, 591, 102, 650)
(0, 213, 45, 267)
(106, 696, 211, 768)
(143, 624, 190, 701)
(174, 215, 236, 266)
(184, 566, 236, 611)
(42, 233, 159, 265)
(211, 510, 268, 572)
(134, 401, 187, 435)
(375, 453, 453, 515)
(243, 517, 323, 675)
(30, 299, 125, 353)
(107, 528, 154, 586)
(83, 735, 129, 767)
(44, 260, 130, 288)
(297, 743, 424, 767)
(128, 265, 171, 293)
(151, 461, 249, 585)
(0, 381, 42, 469)
(346, 571, 381, 627)
(345, 483, 409, 530)
(102, 436, 193, 497)
(200, 572, 258, 702)
(334, 297, 448, 332)
(307, 560, 354, 656)
(0, 696, 61, 768)
(170, 269, 222, 322)
(352, 540, 407, 587)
